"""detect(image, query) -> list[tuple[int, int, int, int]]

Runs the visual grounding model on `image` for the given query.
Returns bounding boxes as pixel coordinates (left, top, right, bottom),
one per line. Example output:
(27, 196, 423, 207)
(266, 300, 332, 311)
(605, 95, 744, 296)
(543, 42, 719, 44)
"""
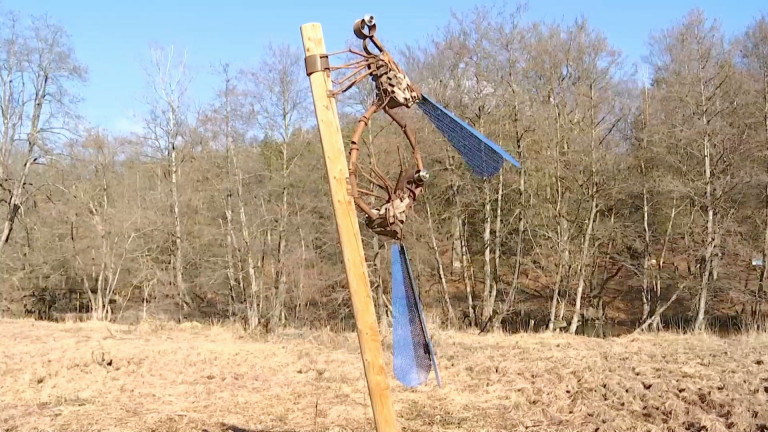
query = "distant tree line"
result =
(2, 5, 768, 334)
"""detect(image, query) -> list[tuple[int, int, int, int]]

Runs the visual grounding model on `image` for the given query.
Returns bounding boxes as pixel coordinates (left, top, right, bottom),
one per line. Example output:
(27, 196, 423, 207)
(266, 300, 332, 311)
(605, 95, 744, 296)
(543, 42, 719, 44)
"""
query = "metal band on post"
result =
(304, 54, 330, 76)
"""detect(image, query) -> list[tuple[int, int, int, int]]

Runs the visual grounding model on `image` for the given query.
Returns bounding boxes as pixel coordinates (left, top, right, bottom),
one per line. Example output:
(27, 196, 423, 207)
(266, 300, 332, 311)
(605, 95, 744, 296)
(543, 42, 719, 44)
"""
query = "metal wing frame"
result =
(317, 14, 520, 242)
(315, 14, 522, 388)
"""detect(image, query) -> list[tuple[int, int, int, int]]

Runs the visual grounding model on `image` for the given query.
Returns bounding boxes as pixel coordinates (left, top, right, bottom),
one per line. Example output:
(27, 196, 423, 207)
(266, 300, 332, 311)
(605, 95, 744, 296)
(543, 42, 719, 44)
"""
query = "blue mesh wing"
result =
(391, 242, 441, 388)
(417, 94, 521, 177)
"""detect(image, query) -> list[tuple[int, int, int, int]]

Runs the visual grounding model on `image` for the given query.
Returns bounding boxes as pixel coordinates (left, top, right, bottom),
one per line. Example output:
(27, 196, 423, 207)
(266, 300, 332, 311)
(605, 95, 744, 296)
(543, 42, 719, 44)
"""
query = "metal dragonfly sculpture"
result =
(319, 15, 520, 388)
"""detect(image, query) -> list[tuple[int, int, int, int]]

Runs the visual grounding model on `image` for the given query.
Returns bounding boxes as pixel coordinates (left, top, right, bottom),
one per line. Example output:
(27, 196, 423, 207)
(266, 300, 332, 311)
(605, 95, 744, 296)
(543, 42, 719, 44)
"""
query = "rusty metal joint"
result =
(305, 54, 330, 76)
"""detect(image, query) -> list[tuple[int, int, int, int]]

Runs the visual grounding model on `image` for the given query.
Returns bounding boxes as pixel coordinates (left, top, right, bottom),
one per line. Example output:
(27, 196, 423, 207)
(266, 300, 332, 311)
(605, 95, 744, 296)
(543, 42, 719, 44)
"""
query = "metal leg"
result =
(349, 102, 382, 198)
(330, 69, 375, 97)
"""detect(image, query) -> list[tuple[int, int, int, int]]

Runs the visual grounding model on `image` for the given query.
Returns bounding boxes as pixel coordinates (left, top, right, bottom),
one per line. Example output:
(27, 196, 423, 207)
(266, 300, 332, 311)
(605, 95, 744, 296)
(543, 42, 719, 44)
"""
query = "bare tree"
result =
(522, 22, 577, 332)
(647, 10, 740, 331)
(495, 34, 533, 324)
(425, 6, 521, 327)
(219, 65, 261, 329)
(568, 26, 624, 334)
(143, 45, 190, 317)
(68, 133, 136, 320)
(0, 14, 85, 258)
(742, 15, 768, 320)
(247, 43, 307, 327)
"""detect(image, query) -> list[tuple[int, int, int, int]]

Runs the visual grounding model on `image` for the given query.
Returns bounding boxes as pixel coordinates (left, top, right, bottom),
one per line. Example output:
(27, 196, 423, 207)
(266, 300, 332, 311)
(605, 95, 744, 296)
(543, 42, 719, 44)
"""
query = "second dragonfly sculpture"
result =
(309, 14, 521, 388)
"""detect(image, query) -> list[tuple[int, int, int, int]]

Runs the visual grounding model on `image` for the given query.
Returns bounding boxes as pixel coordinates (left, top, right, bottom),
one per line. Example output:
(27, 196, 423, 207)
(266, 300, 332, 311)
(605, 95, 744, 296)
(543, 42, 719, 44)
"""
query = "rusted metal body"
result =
(310, 15, 427, 241)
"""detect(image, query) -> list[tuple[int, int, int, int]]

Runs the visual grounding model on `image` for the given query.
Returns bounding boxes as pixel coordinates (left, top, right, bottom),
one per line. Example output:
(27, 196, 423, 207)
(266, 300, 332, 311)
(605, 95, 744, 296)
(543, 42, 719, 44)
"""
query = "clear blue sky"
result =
(3, 0, 766, 134)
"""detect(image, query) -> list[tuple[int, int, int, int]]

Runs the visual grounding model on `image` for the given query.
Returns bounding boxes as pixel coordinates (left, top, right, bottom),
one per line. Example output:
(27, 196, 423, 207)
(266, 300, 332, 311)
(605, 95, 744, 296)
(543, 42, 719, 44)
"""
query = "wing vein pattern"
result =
(417, 94, 521, 177)
(391, 242, 441, 387)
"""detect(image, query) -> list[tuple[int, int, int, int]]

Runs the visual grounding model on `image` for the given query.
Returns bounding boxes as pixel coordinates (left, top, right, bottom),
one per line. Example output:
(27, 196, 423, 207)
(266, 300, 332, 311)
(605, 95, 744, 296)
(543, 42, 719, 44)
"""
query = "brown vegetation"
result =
(1, 319, 767, 432)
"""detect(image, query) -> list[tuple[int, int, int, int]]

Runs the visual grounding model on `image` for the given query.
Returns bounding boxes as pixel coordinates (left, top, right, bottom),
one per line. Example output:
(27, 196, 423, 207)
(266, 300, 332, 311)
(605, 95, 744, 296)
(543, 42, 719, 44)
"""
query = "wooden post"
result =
(300, 23, 398, 432)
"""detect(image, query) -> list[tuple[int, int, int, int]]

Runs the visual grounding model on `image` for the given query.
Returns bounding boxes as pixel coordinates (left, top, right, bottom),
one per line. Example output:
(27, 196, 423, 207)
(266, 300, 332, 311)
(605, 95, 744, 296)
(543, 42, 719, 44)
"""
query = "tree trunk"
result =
(426, 198, 455, 325)
(94, 158, 110, 321)
(548, 259, 564, 331)
(237, 160, 259, 330)
(273, 138, 289, 326)
(224, 156, 239, 317)
(549, 96, 570, 332)
(0, 150, 34, 259)
(222, 74, 239, 317)
(481, 180, 494, 324)
(650, 198, 679, 331)
(450, 184, 462, 276)
(460, 217, 475, 326)
(170, 145, 186, 316)
(569, 84, 599, 335)
(568, 195, 598, 334)
(694, 111, 715, 331)
(490, 171, 504, 329)
(296, 206, 306, 322)
(642, 181, 652, 321)
(640, 80, 653, 322)
(508, 163, 525, 319)
(224, 216, 238, 317)
(635, 284, 685, 334)
(502, 76, 527, 324)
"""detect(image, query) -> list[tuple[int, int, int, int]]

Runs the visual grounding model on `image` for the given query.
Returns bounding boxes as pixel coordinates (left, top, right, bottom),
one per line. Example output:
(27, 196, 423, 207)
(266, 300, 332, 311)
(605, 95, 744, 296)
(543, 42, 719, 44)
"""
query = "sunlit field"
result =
(1, 319, 767, 432)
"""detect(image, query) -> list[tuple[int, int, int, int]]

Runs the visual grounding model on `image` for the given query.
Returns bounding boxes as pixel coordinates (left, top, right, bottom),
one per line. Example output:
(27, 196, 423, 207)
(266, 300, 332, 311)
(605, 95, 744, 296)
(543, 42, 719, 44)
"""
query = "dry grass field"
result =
(1, 319, 768, 432)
